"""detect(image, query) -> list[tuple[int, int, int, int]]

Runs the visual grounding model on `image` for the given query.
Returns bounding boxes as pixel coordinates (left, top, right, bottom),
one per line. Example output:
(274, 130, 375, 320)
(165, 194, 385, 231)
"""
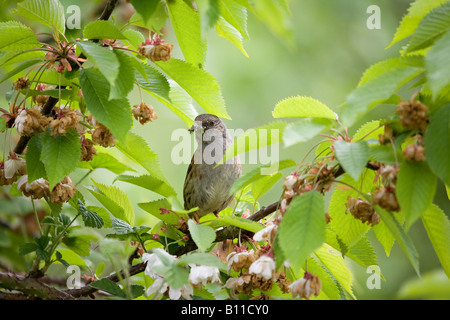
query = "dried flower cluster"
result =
(132, 103, 157, 125)
(50, 107, 79, 136)
(396, 97, 429, 132)
(138, 36, 173, 62)
(290, 272, 322, 300)
(346, 196, 380, 226)
(402, 144, 426, 162)
(49, 176, 77, 204)
(14, 108, 50, 137)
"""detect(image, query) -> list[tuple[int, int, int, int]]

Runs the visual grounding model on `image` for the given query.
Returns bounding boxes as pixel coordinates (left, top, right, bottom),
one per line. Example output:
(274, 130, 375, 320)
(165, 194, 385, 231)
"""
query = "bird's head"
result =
(188, 114, 225, 134)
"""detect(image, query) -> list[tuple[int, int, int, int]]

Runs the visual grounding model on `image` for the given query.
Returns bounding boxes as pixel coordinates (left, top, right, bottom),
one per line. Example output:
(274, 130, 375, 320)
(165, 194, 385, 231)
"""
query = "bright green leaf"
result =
(90, 278, 125, 298)
(79, 152, 134, 175)
(83, 20, 126, 40)
(421, 204, 450, 277)
(77, 41, 119, 86)
(388, 0, 448, 48)
(167, 0, 206, 67)
(273, 96, 335, 120)
(12, 0, 65, 35)
(215, 215, 264, 233)
(188, 219, 216, 252)
(130, 0, 160, 25)
(40, 129, 81, 189)
(115, 131, 168, 183)
(115, 174, 177, 198)
(397, 160, 437, 230)
(109, 50, 135, 100)
(407, 2, 450, 52)
(79, 68, 132, 142)
(215, 16, 248, 57)
(26, 133, 47, 182)
(251, 172, 282, 201)
(426, 31, 450, 97)
(155, 58, 229, 119)
(283, 118, 332, 148)
(219, 0, 249, 40)
(277, 191, 326, 272)
(334, 140, 369, 181)
(425, 103, 450, 186)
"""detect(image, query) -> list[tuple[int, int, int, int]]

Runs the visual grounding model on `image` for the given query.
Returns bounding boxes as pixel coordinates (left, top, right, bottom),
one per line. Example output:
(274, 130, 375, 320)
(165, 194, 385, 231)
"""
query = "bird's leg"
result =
(213, 210, 219, 218)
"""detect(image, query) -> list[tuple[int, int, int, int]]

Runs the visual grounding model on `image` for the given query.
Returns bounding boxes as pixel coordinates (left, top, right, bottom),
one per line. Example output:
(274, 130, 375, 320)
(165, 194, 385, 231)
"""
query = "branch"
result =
(13, 0, 118, 155)
(0, 272, 74, 300)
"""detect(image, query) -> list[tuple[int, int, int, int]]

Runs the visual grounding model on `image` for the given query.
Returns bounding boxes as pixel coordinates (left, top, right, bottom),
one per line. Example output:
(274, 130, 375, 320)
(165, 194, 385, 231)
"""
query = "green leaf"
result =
(425, 103, 450, 186)
(53, 248, 86, 267)
(273, 96, 335, 120)
(114, 174, 176, 198)
(196, 0, 221, 36)
(79, 68, 132, 142)
(220, 121, 285, 164)
(155, 58, 229, 119)
(12, 0, 65, 35)
(19, 242, 38, 256)
(334, 140, 369, 181)
(283, 118, 332, 148)
(79, 152, 134, 175)
(0, 21, 42, 65)
(115, 131, 168, 183)
(77, 41, 119, 86)
(109, 50, 135, 100)
(87, 206, 111, 228)
(188, 219, 216, 252)
(277, 191, 326, 272)
(306, 257, 340, 300)
(26, 133, 47, 181)
(130, 0, 160, 24)
(151, 249, 189, 289)
(40, 129, 81, 189)
(167, 0, 206, 67)
(90, 278, 125, 298)
(407, 2, 450, 52)
(388, 0, 448, 48)
(135, 63, 197, 126)
(89, 180, 134, 225)
(138, 198, 185, 225)
(219, 0, 249, 40)
(215, 16, 248, 57)
(426, 31, 450, 97)
(328, 171, 375, 249)
(178, 253, 227, 271)
(314, 243, 356, 299)
(0, 58, 42, 84)
(215, 215, 264, 233)
(78, 199, 104, 229)
(375, 205, 420, 275)
(251, 172, 283, 201)
(82, 20, 126, 40)
(352, 120, 383, 141)
(339, 62, 424, 127)
(229, 159, 296, 196)
(122, 28, 145, 51)
(128, 3, 168, 34)
(421, 204, 450, 277)
(396, 160, 437, 229)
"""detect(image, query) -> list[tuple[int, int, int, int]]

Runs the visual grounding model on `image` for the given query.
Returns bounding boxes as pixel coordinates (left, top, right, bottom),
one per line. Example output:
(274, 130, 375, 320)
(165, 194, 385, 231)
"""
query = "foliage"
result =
(0, 0, 449, 300)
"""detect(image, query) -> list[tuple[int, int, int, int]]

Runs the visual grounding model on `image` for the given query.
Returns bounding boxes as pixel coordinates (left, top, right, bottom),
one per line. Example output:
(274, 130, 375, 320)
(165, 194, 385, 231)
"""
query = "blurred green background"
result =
(1, 0, 449, 299)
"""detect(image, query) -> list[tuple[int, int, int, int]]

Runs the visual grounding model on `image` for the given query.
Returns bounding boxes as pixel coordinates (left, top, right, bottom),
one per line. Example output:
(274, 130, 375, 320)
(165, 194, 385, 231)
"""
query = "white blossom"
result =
(189, 265, 221, 286)
(253, 223, 277, 243)
(14, 109, 28, 136)
(142, 248, 177, 279)
(4, 157, 25, 179)
(249, 255, 276, 280)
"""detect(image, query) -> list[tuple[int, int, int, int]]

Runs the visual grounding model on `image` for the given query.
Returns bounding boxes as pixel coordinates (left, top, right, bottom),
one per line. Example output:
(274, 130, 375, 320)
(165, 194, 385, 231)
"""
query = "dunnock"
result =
(183, 114, 241, 218)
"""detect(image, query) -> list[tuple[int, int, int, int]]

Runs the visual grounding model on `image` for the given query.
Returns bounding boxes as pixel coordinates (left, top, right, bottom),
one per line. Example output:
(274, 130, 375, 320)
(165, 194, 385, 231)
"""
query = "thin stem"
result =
(75, 170, 93, 187)
(31, 198, 43, 236)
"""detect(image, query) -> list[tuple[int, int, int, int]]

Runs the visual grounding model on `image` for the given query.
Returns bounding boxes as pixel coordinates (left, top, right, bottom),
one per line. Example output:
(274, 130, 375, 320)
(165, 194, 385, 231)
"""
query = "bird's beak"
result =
(188, 121, 202, 133)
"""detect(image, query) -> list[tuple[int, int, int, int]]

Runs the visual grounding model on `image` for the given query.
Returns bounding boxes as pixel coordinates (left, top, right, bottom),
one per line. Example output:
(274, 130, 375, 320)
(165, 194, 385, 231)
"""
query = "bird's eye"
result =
(209, 121, 214, 126)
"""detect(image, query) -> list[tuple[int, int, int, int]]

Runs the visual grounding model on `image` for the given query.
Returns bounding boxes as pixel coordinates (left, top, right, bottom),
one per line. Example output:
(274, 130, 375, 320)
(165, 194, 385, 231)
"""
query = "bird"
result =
(183, 114, 241, 219)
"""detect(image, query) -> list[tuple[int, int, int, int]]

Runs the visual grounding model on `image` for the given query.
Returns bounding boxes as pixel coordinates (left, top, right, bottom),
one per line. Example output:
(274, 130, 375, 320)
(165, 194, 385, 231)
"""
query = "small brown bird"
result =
(183, 114, 241, 218)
